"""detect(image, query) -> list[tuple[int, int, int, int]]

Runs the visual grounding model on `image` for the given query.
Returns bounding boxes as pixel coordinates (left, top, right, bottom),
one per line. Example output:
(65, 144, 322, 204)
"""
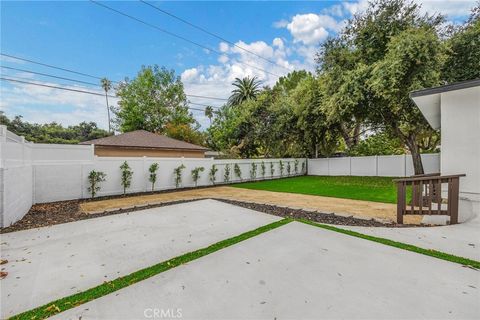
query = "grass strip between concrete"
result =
(299, 219, 480, 269)
(9, 218, 293, 320)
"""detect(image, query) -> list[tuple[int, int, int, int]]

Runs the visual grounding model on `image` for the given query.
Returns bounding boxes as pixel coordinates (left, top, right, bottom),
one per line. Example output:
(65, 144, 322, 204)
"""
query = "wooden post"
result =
(397, 181, 405, 224)
(449, 177, 460, 224)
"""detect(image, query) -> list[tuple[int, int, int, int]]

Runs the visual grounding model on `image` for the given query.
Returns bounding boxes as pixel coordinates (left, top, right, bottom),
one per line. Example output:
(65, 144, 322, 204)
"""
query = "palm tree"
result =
(100, 77, 112, 133)
(204, 106, 214, 125)
(228, 76, 262, 106)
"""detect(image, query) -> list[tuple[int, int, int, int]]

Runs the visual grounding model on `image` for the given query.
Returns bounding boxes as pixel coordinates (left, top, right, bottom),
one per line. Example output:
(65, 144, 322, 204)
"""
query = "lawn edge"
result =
(231, 176, 399, 204)
(298, 219, 480, 268)
(9, 218, 292, 320)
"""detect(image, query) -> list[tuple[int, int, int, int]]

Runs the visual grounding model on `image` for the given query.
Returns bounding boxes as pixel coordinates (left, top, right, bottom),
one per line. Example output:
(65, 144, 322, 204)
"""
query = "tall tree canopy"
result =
(112, 65, 204, 144)
(0, 112, 110, 144)
(316, 0, 446, 174)
(227, 76, 262, 106)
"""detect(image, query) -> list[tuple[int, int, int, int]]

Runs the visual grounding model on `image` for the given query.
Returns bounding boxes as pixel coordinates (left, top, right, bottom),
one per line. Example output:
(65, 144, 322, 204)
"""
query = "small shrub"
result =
(234, 163, 242, 181)
(301, 160, 306, 174)
(148, 163, 159, 191)
(287, 161, 291, 176)
(87, 170, 106, 199)
(261, 161, 266, 179)
(294, 159, 299, 175)
(279, 160, 284, 177)
(250, 162, 257, 180)
(224, 164, 231, 183)
(209, 165, 218, 185)
(174, 164, 186, 188)
(270, 162, 275, 177)
(120, 161, 133, 195)
(191, 166, 204, 187)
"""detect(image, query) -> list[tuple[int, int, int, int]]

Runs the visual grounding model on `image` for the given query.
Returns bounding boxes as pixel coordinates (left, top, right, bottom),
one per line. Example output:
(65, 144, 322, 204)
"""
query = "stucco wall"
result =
(94, 146, 205, 158)
(440, 86, 480, 219)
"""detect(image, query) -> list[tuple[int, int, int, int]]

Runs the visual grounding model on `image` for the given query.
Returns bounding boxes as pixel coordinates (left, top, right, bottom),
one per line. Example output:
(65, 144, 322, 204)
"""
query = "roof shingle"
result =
(80, 130, 208, 151)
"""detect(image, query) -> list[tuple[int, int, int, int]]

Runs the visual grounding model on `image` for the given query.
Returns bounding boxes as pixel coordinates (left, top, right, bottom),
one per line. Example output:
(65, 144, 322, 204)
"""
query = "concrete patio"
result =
(54, 220, 479, 320)
(1, 200, 479, 319)
(0, 199, 280, 318)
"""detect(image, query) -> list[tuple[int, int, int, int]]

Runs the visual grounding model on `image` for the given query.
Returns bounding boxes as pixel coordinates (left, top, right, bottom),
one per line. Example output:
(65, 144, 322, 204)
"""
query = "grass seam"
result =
(298, 219, 480, 269)
(9, 218, 292, 320)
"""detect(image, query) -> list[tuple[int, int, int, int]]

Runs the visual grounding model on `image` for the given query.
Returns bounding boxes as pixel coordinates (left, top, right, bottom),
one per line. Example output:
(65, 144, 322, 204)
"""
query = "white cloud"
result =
(281, 13, 344, 46)
(273, 19, 289, 28)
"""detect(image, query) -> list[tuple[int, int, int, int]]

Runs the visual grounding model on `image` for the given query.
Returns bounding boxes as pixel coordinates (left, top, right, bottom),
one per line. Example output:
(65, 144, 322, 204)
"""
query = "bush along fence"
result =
(84, 158, 307, 199)
(30, 157, 307, 204)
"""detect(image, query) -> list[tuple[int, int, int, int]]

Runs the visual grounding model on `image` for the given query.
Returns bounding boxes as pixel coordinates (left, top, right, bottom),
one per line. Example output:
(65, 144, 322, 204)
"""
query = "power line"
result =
(0, 53, 117, 82)
(140, 0, 291, 72)
(1, 53, 228, 102)
(89, 0, 282, 78)
(0, 76, 219, 112)
(1, 66, 100, 87)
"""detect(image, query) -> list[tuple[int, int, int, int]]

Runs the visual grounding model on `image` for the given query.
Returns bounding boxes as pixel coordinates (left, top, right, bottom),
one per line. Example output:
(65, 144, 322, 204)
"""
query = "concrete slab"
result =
(55, 222, 479, 320)
(0, 199, 281, 318)
(337, 215, 480, 260)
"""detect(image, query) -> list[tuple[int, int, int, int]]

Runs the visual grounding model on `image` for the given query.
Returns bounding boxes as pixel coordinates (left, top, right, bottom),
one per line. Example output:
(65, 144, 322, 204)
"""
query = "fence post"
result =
(396, 181, 405, 224)
(448, 177, 460, 224)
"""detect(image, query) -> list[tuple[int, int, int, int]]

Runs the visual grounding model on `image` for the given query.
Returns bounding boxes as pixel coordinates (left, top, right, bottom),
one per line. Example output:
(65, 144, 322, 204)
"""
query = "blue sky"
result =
(0, 0, 476, 130)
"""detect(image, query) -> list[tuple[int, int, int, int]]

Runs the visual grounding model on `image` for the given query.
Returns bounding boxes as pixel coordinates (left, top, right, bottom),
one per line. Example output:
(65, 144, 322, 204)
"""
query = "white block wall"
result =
(308, 154, 440, 177)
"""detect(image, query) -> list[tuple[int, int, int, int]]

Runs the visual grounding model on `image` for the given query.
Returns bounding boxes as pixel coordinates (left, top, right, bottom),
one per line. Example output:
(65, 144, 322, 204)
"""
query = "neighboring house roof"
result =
(410, 78, 480, 130)
(80, 130, 208, 151)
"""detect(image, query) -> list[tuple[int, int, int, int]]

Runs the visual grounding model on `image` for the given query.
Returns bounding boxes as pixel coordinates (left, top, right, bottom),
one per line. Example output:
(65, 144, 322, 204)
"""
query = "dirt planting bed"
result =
(1, 193, 421, 234)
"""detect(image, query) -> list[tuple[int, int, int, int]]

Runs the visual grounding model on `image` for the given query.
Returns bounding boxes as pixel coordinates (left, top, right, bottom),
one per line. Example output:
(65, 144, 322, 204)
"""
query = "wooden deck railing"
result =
(394, 174, 465, 224)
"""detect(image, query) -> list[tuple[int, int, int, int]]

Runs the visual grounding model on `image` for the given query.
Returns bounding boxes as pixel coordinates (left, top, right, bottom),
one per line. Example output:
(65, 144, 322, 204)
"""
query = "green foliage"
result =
(348, 132, 405, 156)
(173, 164, 186, 188)
(270, 162, 275, 176)
(286, 161, 291, 176)
(294, 159, 299, 175)
(250, 162, 257, 180)
(260, 161, 266, 178)
(234, 163, 242, 181)
(209, 165, 218, 185)
(112, 65, 202, 144)
(279, 160, 284, 177)
(228, 76, 262, 106)
(442, 8, 480, 82)
(119, 161, 133, 195)
(87, 170, 106, 199)
(0, 112, 109, 144)
(301, 161, 306, 174)
(224, 164, 231, 183)
(148, 163, 159, 191)
(191, 166, 204, 187)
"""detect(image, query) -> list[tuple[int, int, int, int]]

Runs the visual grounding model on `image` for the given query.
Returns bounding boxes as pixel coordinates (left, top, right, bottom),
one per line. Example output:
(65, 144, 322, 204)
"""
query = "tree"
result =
(316, 0, 445, 174)
(191, 167, 204, 187)
(120, 161, 133, 195)
(442, 6, 480, 82)
(149, 163, 159, 191)
(113, 65, 197, 138)
(0, 112, 110, 144)
(87, 170, 106, 199)
(100, 78, 112, 133)
(204, 106, 214, 126)
(228, 76, 262, 106)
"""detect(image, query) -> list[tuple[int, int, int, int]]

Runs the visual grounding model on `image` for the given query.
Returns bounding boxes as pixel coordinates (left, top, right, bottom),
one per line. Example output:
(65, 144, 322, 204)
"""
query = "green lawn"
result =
(233, 175, 403, 204)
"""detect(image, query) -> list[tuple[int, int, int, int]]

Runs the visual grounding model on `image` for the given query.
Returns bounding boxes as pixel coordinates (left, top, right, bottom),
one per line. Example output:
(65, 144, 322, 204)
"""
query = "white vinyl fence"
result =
(0, 126, 305, 227)
(308, 154, 440, 177)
